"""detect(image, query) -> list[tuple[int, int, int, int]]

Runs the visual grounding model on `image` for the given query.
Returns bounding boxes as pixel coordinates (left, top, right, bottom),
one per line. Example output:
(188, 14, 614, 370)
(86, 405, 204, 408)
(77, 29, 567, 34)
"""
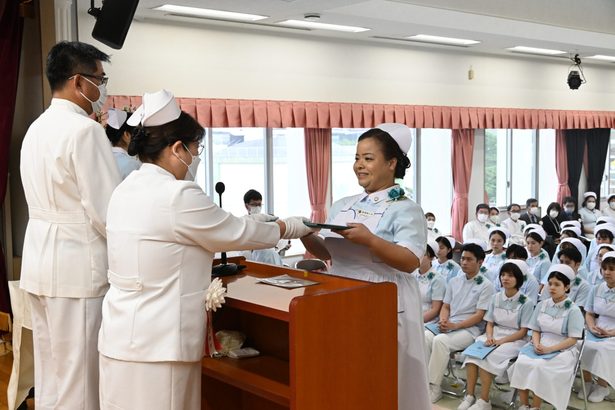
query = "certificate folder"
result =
(424, 322, 440, 335)
(462, 341, 497, 360)
(519, 343, 560, 360)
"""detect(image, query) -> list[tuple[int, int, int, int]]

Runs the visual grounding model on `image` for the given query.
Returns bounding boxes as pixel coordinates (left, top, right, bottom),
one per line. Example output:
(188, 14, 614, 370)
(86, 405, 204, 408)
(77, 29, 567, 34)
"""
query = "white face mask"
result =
(80, 76, 107, 113)
(586, 202, 596, 210)
(609, 202, 615, 210)
(510, 212, 520, 221)
(426, 220, 435, 229)
(248, 206, 262, 215)
(549, 210, 559, 218)
(564, 206, 575, 214)
(489, 215, 499, 224)
(530, 206, 539, 216)
(477, 213, 488, 223)
(174, 143, 201, 181)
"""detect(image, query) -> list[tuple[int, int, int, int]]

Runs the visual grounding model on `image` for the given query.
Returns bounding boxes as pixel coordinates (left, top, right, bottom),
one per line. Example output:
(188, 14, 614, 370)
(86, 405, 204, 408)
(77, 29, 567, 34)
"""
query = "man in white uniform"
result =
(463, 203, 491, 243)
(501, 203, 527, 245)
(20, 41, 120, 409)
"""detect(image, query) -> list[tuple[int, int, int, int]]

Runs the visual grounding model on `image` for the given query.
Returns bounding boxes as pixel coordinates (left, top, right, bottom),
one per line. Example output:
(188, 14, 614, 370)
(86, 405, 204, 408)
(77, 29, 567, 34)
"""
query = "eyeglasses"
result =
(71, 73, 109, 86)
(183, 142, 205, 156)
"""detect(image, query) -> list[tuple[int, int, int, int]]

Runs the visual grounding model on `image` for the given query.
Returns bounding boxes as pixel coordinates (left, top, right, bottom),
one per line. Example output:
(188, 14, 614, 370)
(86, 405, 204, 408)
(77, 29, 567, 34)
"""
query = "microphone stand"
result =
(212, 184, 245, 278)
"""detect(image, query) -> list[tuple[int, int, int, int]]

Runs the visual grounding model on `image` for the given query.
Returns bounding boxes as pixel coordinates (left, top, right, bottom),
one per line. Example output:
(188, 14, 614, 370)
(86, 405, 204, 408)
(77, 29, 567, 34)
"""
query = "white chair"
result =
(294, 258, 327, 272)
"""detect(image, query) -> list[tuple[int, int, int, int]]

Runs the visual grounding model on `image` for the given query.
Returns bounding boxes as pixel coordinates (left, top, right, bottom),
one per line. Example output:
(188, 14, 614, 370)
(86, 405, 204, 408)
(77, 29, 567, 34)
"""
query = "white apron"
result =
(417, 273, 434, 315)
(463, 295, 527, 376)
(509, 302, 578, 410)
(324, 199, 430, 410)
(581, 290, 615, 387)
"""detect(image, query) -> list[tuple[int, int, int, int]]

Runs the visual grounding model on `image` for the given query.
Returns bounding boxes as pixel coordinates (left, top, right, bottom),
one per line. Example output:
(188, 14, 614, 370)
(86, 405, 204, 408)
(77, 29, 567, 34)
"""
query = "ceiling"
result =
(80, 0, 615, 64)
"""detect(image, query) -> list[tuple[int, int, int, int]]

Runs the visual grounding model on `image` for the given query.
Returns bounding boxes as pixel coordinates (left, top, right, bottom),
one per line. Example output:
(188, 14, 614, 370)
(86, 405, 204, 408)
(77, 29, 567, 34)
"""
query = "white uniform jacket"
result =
(20, 98, 121, 298)
(98, 163, 281, 362)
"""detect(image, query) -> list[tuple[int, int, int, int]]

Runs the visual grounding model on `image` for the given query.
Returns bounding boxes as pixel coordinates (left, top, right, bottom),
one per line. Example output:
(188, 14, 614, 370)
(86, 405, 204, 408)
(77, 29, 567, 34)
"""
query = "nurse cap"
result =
(436, 236, 456, 250)
(503, 259, 530, 278)
(375, 123, 412, 154)
(594, 223, 615, 237)
(583, 191, 597, 199)
(561, 226, 582, 237)
(488, 226, 510, 240)
(464, 238, 489, 252)
(526, 227, 547, 241)
(107, 108, 127, 130)
(560, 220, 581, 229)
(547, 264, 576, 282)
(523, 223, 542, 233)
(601, 251, 615, 263)
(427, 240, 439, 255)
(596, 216, 615, 225)
(596, 243, 615, 253)
(608, 194, 615, 202)
(126, 89, 181, 127)
(560, 237, 587, 262)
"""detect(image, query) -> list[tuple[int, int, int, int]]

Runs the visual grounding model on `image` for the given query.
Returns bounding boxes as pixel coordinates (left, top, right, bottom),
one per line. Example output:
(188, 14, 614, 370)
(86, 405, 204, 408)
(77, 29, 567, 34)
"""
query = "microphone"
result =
(211, 181, 245, 278)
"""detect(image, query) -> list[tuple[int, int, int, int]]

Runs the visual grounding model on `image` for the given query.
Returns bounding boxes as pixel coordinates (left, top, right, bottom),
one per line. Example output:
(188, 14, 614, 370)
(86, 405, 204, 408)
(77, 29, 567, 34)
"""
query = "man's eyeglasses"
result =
(197, 143, 205, 156)
(71, 73, 109, 86)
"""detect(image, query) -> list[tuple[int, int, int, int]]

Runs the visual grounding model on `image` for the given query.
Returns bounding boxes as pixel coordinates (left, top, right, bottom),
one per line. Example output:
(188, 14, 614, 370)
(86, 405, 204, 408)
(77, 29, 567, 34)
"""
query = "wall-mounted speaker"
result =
(90, 0, 140, 50)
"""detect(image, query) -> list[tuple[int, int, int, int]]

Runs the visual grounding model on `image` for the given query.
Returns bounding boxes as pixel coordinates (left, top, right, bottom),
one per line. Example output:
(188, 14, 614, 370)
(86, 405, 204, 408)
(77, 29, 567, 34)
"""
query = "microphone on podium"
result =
(212, 182, 245, 278)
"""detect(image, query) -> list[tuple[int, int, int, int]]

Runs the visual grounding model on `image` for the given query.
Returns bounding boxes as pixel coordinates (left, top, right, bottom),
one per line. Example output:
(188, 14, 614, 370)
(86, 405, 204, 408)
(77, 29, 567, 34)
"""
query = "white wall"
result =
(78, 15, 615, 111)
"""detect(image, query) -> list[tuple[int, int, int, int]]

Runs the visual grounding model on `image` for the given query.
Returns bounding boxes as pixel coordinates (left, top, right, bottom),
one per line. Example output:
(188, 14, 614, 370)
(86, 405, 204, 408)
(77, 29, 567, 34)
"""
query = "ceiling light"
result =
(276, 20, 369, 33)
(586, 55, 615, 62)
(153, 4, 268, 22)
(507, 46, 566, 55)
(405, 34, 480, 46)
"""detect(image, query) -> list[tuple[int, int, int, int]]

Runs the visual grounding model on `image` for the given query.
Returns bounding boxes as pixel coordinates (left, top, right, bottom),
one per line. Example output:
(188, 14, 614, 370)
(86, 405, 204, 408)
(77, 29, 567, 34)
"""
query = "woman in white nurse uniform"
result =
(481, 227, 509, 284)
(302, 123, 430, 410)
(413, 240, 446, 324)
(98, 90, 315, 410)
(509, 264, 584, 410)
(579, 251, 615, 402)
(105, 108, 141, 179)
(459, 260, 534, 410)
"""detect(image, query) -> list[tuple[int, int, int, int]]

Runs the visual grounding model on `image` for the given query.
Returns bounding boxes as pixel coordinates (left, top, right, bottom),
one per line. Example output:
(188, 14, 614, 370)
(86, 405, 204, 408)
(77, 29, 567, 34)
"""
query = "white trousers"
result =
(28, 294, 103, 410)
(99, 354, 201, 410)
(424, 329, 475, 386)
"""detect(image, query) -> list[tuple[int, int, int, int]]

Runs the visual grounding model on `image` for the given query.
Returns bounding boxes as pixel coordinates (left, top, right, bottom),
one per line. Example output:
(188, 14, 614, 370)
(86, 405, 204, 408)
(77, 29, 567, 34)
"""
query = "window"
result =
(272, 128, 311, 255)
(538, 129, 558, 206)
(331, 128, 366, 202)
(511, 129, 536, 204)
(484, 129, 508, 206)
(419, 129, 452, 234)
(601, 129, 615, 198)
(210, 128, 266, 217)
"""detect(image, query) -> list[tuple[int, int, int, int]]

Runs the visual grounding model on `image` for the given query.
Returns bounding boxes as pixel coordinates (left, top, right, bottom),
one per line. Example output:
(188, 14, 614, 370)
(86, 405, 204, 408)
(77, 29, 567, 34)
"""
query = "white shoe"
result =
(588, 385, 610, 403)
(517, 406, 530, 410)
(456, 394, 475, 410)
(577, 381, 593, 399)
(468, 398, 492, 410)
(430, 384, 443, 403)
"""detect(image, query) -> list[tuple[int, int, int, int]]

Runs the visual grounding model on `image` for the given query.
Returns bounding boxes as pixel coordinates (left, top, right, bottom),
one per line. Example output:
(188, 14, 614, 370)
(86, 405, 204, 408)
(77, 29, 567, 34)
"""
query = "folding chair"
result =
(441, 350, 467, 397)
(569, 330, 588, 410)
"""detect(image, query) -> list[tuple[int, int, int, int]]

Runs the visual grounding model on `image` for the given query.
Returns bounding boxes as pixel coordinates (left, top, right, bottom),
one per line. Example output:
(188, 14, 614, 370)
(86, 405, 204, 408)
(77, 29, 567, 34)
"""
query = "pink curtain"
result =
(304, 128, 331, 223)
(555, 130, 572, 203)
(451, 129, 475, 242)
(105, 96, 615, 130)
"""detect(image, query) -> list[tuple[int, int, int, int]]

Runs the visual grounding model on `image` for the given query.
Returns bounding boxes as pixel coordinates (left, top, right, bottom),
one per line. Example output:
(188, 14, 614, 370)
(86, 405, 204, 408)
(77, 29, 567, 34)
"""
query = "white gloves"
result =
(205, 278, 227, 312)
(281, 217, 318, 239)
(242, 213, 279, 223)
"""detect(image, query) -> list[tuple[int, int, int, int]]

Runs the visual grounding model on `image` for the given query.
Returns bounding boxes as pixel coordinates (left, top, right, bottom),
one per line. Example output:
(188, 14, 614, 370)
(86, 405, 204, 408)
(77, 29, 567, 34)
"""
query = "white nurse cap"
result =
(594, 223, 615, 237)
(488, 226, 510, 240)
(504, 259, 530, 278)
(601, 251, 615, 262)
(127, 89, 181, 127)
(547, 264, 576, 282)
(526, 227, 547, 241)
(560, 220, 581, 229)
(523, 223, 542, 233)
(427, 240, 439, 255)
(464, 238, 489, 252)
(597, 216, 615, 225)
(560, 237, 587, 262)
(375, 123, 412, 154)
(561, 226, 582, 237)
(583, 191, 597, 199)
(107, 108, 127, 130)
(436, 236, 456, 249)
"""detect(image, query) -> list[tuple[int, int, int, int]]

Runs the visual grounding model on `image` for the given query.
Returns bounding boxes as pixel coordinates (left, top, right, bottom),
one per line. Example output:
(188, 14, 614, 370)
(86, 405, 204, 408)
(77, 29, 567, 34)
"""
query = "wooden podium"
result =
(201, 258, 398, 410)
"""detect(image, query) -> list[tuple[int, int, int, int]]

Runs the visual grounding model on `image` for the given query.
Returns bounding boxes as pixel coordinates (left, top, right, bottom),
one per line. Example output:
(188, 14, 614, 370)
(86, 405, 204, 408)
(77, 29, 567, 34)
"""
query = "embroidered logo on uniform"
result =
(574, 277, 581, 286)
(427, 272, 435, 280)
(539, 253, 546, 260)
(480, 266, 487, 273)
(474, 275, 484, 285)
(564, 300, 572, 309)
(501, 254, 507, 260)
(387, 187, 406, 201)
(519, 294, 527, 304)
(447, 262, 454, 270)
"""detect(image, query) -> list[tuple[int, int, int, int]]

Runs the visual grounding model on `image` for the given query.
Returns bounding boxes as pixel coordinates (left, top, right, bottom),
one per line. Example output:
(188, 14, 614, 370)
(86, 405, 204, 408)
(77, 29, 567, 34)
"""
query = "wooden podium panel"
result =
(202, 258, 397, 410)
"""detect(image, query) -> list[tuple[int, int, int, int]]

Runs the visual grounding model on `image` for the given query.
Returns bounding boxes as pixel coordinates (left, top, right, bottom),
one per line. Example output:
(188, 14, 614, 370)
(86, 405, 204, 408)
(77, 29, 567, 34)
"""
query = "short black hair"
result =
(489, 207, 499, 214)
(358, 128, 410, 179)
(436, 237, 454, 259)
(500, 262, 524, 289)
(558, 247, 582, 264)
(243, 189, 262, 204)
(546, 202, 561, 213)
(106, 112, 134, 146)
(525, 231, 544, 244)
(563, 196, 577, 207)
(596, 229, 614, 242)
(600, 254, 615, 270)
(46, 41, 110, 91)
(425, 244, 436, 258)
(547, 271, 571, 290)
(425, 212, 435, 219)
(128, 111, 204, 162)
(475, 203, 489, 213)
(506, 244, 528, 260)
(561, 228, 578, 239)
(461, 243, 485, 262)
(489, 229, 507, 242)
(526, 198, 538, 207)
(507, 203, 520, 212)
